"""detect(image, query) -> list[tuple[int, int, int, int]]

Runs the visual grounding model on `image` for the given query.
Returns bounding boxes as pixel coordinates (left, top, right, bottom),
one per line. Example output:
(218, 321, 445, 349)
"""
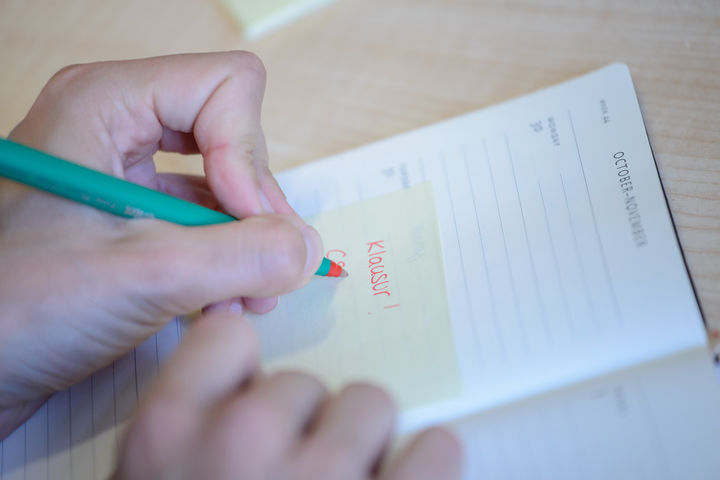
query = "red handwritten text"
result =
(326, 249, 347, 268)
(367, 240, 391, 297)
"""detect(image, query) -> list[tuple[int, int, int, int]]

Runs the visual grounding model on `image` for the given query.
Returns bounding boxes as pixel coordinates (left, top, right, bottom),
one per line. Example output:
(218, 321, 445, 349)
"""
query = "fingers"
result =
(114, 213, 323, 316)
(253, 129, 296, 216)
(122, 316, 406, 480)
(242, 296, 279, 314)
(124, 313, 459, 480)
(148, 312, 260, 408)
(298, 383, 396, 478)
(137, 51, 291, 218)
(156, 173, 219, 209)
(201, 296, 279, 316)
(205, 372, 328, 477)
(202, 298, 245, 316)
(159, 127, 199, 154)
(117, 311, 260, 479)
(242, 371, 328, 437)
(13, 52, 295, 219)
(381, 428, 463, 480)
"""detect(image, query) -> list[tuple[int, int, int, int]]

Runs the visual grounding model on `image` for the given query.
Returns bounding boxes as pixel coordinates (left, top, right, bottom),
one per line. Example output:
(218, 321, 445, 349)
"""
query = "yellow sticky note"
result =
(250, 183, 461, 410)
(220, 0, 335, 40)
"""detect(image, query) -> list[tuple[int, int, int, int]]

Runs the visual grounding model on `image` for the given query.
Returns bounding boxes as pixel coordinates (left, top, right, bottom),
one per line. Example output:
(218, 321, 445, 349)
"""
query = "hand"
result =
(0, 52, 323, 438)
(114, 311, 462, 480)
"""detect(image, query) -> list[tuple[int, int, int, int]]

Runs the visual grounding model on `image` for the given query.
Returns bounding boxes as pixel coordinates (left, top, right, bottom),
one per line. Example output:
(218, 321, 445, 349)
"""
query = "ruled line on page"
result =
(537, 181, 573, 333)
(0, 301, 228, 476)
(559, 173, 598, 330)
(154, 336, 160, 373)
(504, 133, 551, 345)
(567, 110, 622, 325)
(130, 351, 138, 407)
(90, 375, 95, 480)
(68, 386, 72, 480)
(441, 153, 483, 366)
(24, 391, 50, 479)
(22, 425, 26, 480)
(45, 402, 49, 480)
(111, 363, 117, 452)
(46, 390, 71, 480)
(483, 138, 526, 350)
(463, 143, 506, 360)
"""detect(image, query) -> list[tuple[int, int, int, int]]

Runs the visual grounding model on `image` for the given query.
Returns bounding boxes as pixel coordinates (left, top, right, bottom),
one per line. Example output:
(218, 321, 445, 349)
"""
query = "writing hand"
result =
(0, 52, 322, 437)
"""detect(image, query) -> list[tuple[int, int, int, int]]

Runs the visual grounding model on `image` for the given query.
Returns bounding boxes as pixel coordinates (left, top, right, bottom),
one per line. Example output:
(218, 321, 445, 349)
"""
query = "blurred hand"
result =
(0, 52, 323, 438)
(114, 311, 462, 480)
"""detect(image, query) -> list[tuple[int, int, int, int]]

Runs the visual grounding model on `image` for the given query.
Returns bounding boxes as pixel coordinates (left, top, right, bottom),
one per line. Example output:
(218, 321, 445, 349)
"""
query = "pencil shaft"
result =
(0, 137, 234, 226)
(0, 137, 347, 277)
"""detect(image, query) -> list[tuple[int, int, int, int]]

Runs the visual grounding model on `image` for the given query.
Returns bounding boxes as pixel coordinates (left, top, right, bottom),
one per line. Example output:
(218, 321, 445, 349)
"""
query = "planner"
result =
(3, 63, 719, 479)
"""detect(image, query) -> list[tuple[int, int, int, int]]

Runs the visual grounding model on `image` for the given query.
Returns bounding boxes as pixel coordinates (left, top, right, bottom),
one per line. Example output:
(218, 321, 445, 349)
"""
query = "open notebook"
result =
(2, 63, 719, 479)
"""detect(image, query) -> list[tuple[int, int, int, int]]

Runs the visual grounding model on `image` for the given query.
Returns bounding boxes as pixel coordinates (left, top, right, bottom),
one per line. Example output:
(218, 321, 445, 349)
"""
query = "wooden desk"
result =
(1, 0, 719, 341)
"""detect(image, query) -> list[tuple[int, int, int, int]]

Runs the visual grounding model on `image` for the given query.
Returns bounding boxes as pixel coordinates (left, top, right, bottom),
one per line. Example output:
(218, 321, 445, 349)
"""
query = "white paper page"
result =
(448, 346, 720, 480)
(272, 63, 707, 431)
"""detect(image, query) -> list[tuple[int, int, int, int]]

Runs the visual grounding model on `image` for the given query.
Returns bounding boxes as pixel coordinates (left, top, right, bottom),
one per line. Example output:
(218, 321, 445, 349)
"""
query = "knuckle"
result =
(226, 50, 267, 82)
(422, 426, 463, 461)
(43, 63, 92, 98)
(319, 451, 357, 479)
(410, 427, 464, 478)
(272, 370, 329, 398)
(221, 397, 283, 453)
(342, 382, 396, 419)
(242, 395, 281, 427)
(299, 443, 357, 480)
(50, 63, 89, 84)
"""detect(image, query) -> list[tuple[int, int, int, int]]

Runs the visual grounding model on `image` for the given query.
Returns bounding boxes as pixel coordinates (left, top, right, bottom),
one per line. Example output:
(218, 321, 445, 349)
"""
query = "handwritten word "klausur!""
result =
(367, 240, 391, 297)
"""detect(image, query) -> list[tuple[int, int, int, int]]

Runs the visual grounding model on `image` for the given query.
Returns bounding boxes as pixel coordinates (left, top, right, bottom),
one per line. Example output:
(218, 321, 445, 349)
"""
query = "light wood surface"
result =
(2, 0, 719, 342)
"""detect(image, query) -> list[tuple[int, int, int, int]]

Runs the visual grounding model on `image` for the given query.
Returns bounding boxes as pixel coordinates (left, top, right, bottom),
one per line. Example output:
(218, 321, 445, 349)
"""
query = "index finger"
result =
(148, 312, 260, 408)
(124, 51, 293, 218)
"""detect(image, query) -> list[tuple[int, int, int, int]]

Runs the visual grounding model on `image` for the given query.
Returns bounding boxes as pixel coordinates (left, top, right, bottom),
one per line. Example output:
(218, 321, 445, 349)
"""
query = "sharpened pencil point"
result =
(316, 257, 348, 277)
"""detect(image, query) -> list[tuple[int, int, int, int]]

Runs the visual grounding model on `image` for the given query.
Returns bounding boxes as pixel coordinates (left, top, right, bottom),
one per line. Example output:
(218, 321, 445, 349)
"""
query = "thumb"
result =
(112, 214, 324, 316)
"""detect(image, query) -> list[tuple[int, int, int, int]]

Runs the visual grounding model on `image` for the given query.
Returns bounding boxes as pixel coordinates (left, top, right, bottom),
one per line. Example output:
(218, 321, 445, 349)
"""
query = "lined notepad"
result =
(3, 64, 719, 479)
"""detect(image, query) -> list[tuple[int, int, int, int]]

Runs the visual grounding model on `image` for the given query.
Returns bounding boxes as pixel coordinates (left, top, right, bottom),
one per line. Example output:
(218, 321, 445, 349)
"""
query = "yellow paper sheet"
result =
(249, 183, 461, 409)
(220, 0, 335, 40)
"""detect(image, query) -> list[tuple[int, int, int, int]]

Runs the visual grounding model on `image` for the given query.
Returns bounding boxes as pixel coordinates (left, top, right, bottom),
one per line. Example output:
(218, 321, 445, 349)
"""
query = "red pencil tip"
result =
(324, 259, 348, 277)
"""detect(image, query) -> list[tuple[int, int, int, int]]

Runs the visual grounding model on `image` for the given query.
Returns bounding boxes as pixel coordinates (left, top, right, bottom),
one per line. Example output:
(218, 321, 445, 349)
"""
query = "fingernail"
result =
(302, 225, 323, 276)
(259, 190, 274, 214)
(229, 301, 244, 314)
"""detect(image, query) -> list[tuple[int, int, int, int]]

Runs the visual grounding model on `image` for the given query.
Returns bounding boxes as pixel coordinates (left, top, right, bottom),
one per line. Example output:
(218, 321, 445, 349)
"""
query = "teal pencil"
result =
(0, 137, 347, 278)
